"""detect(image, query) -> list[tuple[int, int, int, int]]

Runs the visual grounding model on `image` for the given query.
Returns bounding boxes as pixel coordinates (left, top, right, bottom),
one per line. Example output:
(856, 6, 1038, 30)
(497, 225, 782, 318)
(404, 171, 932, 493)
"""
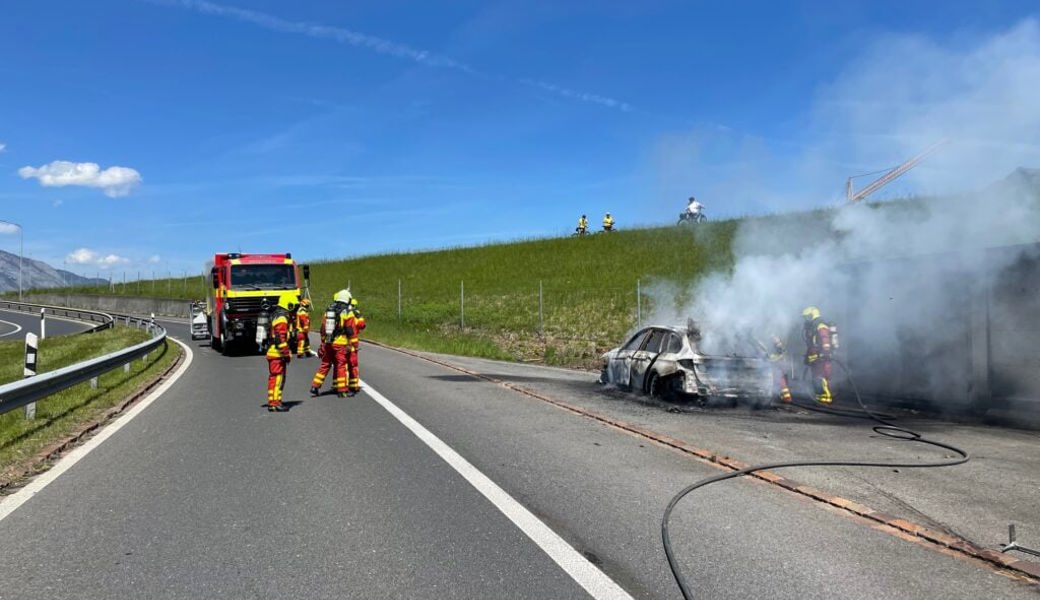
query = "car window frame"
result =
(622, 329, 650, 351)
(643, 328, 666, 354)
(664, 333, 683, 354)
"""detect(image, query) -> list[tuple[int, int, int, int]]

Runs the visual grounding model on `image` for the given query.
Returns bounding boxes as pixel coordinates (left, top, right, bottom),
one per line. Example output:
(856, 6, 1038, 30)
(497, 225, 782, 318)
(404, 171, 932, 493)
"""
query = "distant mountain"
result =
(0, 249, 107, 293)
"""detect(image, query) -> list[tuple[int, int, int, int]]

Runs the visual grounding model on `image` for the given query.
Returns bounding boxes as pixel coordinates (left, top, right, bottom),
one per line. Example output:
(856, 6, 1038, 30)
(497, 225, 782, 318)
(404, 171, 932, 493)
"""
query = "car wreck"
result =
(599, 321, 774, 403)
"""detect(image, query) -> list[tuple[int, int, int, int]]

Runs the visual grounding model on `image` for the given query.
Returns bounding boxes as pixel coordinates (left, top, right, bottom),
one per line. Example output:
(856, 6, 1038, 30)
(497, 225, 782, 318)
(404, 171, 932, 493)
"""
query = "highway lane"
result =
(357, 344, 1038, 599)
(0, 322, 606, 599)
(0, 308, 94, 339)
(0, 319, 1035, 598)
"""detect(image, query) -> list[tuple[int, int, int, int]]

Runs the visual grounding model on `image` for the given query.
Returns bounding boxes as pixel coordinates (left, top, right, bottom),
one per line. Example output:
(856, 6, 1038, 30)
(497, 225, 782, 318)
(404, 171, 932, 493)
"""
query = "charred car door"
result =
(630, 328, 666, 391)
(610, 328, 651, 388)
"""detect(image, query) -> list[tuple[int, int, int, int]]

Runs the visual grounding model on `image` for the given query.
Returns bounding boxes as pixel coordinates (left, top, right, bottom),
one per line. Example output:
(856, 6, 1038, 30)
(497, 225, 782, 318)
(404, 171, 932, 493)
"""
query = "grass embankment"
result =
(0, 328, 182, 483)
(310, 222, 745, 366)
(39, 207, 839, 368)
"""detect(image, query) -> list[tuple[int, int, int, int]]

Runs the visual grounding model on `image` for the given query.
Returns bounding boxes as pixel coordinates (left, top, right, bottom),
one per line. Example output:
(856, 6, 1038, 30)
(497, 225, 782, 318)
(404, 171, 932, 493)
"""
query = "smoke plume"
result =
(650, 20, 1040, 410)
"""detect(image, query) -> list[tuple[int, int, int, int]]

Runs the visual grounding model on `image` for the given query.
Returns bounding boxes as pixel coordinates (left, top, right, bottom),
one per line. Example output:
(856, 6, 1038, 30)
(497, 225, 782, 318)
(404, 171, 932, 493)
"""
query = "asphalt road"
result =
(0, 308, 93, 339)
(0, 319, 1036, 599)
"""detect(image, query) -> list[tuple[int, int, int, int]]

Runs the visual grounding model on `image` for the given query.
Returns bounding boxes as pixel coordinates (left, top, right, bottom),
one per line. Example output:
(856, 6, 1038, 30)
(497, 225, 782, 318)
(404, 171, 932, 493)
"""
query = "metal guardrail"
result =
(0, 301, 167, 416)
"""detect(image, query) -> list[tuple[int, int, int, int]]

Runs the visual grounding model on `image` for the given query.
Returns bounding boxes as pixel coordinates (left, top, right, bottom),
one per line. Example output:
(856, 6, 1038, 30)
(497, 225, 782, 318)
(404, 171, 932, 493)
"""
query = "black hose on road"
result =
(661, 359, 970, 600)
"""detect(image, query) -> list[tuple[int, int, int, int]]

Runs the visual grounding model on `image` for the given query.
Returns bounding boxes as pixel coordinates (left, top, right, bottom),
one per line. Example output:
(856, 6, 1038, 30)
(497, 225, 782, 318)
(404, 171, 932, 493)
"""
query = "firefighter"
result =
(576, 214, 588, 236)
(266, 295, 297, 411)
(296, 297, 312, 358)
(310, 289, 354, 398)
(346, 298, 367, 395)
(602, 212, 615, 232)
(802, 306, 834, 404)
(767, 335, 792, 403)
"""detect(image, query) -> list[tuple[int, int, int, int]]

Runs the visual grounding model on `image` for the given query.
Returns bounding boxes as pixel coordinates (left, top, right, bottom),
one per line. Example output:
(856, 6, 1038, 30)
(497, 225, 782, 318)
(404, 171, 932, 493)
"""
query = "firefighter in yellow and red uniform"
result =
(346, 298, 367, 395)
(296, 297, 312, 358)
(802, 306, 834, 404)
(767, 335, 792, 403)
(266, 295, 297, 411)
(310, 289, 354, 398)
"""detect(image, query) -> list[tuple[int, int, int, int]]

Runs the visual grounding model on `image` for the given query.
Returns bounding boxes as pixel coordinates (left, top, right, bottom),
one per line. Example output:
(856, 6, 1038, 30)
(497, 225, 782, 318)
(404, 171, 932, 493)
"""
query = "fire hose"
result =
(661, 358, 970, 599)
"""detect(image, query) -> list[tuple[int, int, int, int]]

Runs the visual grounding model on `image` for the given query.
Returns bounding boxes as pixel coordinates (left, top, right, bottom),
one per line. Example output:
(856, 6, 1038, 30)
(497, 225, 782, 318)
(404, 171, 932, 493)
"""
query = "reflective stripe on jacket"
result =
(266, 313, 292, 359)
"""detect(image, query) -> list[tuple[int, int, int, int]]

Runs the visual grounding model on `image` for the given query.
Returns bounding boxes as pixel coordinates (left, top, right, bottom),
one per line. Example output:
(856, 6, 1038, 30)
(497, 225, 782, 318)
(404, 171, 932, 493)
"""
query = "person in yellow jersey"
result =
(576, 214, 589, 236)
(602, 212, 615, 232)
(265, 295, 297, 411)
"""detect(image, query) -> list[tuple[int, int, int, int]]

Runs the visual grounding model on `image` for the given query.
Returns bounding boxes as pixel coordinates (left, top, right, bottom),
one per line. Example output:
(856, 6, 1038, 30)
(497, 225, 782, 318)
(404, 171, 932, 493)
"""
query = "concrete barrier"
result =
(25, 293, 192, 319)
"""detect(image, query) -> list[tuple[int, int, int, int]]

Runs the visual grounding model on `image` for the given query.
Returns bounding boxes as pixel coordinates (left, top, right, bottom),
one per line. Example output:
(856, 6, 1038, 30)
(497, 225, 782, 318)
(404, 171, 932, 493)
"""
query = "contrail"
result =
(143, 0, 633, 111)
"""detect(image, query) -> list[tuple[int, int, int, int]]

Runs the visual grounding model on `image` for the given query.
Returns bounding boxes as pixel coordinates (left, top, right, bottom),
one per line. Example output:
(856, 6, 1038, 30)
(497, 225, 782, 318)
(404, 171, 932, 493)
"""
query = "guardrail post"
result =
(39, 307, 46, 340)
(24, 332, 38, 420)
(124, 363, 131, 374)
(90, 377, 98, 389)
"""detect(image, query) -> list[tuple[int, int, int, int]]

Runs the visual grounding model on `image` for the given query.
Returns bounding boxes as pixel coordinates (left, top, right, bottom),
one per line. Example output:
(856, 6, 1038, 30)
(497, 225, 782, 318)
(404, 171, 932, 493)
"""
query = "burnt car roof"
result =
(622, 322, 765, 358)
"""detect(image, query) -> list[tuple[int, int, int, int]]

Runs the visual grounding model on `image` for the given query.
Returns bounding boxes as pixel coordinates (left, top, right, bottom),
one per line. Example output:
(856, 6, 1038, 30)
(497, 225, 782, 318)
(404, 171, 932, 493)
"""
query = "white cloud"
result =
(66, 248, 98, 264)
(0, 223, 19, 235)
(19, 160, 142, 197)
(99, 254, 130, 266)
(66, 248, 130, 268)
(148, 254, 161, 263)
(0, 143, 6, 153)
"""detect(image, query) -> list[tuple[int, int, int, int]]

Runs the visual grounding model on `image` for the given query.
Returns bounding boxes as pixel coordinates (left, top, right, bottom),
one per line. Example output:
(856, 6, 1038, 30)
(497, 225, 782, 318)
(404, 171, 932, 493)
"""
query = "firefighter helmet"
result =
(299, 297, 311, 308)
(278, 295, 297, 312)
(802, 306, 821, 321)
(334, 289, 352, 304)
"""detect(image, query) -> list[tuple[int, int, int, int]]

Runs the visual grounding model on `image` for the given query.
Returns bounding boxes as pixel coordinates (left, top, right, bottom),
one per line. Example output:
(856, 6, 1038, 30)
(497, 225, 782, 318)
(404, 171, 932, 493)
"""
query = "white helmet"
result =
(334, 289, 352, 304)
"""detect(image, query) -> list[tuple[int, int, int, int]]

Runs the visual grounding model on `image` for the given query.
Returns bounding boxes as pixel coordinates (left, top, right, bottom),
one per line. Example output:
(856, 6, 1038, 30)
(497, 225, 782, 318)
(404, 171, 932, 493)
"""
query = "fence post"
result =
(398, 279, 402, 321)
(24, 332, 38, 420)
(39, 307, 46, 340)
(538, 280, 544, 337)
(460, 280, 465, 329)
(637, 279, 642, 328)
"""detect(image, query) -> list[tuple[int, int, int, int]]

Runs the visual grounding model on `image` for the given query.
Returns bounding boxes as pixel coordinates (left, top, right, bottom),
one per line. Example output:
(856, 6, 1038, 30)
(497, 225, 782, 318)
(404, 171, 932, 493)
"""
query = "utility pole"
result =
(0, 220, 24, 301)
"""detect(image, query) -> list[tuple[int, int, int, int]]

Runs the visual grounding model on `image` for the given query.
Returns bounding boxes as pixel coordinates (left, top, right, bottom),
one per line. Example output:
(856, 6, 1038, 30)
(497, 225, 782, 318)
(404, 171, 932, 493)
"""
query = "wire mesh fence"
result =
(345, 278, 659, 366)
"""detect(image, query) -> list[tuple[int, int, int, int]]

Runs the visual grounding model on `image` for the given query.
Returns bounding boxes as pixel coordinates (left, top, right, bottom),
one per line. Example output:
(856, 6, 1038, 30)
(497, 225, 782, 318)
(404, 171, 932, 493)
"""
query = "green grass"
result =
(0, 328, 182, 482)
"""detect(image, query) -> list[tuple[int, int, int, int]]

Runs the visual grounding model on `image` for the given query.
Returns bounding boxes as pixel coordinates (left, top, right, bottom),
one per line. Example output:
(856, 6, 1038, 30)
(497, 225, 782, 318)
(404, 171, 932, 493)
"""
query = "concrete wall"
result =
(26, 293, 192, 319)
(843, 242, 1040, 415)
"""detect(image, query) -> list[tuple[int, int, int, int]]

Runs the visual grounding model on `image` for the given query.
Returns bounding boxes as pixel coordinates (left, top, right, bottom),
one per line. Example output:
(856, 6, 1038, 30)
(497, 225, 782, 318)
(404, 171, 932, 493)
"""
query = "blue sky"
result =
(1, 0, 1038, 278)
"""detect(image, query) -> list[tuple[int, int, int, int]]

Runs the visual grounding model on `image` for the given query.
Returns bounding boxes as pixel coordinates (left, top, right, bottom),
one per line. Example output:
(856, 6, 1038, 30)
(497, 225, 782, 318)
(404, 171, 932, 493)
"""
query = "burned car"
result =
(599, 323, 774, 403)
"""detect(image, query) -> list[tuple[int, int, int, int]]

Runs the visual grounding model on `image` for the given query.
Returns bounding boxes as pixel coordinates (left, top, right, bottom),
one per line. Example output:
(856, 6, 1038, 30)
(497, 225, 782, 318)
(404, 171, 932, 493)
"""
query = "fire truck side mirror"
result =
(211, 268, 220, 289)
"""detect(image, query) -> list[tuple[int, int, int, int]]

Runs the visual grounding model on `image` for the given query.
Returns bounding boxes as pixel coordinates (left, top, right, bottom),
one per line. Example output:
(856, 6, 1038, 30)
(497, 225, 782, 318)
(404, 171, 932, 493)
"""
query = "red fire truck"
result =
(205, 252, 310, 355)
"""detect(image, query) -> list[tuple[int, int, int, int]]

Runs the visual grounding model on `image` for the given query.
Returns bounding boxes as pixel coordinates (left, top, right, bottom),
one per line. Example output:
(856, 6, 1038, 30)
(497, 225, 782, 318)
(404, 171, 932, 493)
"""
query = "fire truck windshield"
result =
(229, 264, 297, 290)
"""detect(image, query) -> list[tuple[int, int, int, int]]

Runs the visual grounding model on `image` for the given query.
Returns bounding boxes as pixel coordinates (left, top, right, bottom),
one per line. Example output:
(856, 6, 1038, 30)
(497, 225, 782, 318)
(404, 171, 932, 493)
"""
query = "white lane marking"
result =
(0, 337, 195, 523)
(362, 381, 634, 600)
(0, 319, 23, 338)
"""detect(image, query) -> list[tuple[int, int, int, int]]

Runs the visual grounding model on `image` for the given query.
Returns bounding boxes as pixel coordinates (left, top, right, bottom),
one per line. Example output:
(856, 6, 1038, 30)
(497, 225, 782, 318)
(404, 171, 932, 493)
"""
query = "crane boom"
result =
(846, 139, 949, 203)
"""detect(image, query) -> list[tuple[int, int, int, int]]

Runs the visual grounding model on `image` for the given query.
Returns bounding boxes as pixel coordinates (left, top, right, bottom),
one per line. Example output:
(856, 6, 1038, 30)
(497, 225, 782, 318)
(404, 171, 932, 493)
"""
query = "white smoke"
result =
(648, 20, 1040, 408)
